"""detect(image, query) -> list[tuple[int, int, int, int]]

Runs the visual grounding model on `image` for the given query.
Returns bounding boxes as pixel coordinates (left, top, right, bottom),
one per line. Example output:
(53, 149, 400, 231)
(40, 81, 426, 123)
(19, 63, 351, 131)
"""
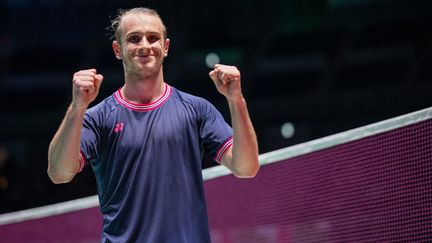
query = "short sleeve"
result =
(79, 111, 101, 171)
(199, 99, 233, 163)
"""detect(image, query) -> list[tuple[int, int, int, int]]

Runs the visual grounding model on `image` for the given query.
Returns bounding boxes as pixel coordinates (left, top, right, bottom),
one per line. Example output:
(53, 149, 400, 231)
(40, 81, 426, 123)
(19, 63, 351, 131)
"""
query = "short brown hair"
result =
(109, 7, 168, 43)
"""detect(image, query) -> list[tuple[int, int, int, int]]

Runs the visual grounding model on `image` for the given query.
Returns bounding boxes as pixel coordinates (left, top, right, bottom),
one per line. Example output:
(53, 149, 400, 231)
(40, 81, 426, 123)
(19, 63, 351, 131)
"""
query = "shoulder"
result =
(169, 86, 214, 110)
(85, 93, 118, 120)
(168, 86, 223, 123)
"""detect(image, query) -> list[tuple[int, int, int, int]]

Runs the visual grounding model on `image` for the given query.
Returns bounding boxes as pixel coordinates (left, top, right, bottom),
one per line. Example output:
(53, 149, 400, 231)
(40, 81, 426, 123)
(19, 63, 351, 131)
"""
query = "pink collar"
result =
(114, 83, 172, 112)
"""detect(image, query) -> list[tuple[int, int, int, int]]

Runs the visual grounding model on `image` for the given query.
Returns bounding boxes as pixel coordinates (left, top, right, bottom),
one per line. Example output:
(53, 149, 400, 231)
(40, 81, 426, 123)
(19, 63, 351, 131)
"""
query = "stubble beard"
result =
(125, 58, 164, 80)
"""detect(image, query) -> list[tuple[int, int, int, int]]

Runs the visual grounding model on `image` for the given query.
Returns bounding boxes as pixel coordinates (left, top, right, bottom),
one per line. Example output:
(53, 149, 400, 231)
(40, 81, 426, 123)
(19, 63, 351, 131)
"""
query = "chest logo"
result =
(114, 122, 124, 133)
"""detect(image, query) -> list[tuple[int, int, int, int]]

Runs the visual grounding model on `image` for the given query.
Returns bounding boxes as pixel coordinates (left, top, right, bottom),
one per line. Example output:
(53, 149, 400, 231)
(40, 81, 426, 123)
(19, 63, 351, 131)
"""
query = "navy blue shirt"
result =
(79, 84, 233, 243)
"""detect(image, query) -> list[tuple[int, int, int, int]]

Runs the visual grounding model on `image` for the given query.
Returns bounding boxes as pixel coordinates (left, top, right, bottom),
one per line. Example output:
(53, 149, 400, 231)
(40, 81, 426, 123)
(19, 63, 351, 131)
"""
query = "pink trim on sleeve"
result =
(78, 151, 87, 173)
(214, 137, 234, 163)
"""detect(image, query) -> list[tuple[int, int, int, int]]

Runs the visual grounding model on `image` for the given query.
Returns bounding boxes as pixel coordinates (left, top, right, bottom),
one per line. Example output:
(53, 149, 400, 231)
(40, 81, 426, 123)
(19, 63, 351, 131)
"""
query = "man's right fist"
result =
(72, 69, 103, 108)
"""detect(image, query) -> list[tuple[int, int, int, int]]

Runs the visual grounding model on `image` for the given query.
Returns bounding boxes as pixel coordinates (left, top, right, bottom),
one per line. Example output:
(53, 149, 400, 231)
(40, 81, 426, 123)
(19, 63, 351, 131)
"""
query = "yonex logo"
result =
(114, 122, 124, 133)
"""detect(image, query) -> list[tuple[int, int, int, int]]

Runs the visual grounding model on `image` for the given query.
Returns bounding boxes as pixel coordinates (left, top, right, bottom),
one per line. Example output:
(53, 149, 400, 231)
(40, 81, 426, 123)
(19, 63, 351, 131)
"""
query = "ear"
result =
(164, 38, 170, 57)
(112, 41, 122, 60)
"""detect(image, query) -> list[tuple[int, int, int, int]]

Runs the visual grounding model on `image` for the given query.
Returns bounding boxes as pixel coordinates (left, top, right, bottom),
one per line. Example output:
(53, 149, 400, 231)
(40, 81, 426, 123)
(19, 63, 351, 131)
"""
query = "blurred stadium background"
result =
(0, 0, 431, 215)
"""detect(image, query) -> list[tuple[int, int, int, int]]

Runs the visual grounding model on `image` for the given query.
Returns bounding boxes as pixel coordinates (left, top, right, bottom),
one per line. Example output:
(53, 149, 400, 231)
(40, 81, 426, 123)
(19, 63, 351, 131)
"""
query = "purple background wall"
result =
(205, 119, 432, 242)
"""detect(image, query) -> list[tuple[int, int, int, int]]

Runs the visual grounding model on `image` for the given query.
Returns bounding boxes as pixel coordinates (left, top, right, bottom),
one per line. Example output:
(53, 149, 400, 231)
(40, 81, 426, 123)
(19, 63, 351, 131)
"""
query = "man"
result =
(47, 7, 259, 243)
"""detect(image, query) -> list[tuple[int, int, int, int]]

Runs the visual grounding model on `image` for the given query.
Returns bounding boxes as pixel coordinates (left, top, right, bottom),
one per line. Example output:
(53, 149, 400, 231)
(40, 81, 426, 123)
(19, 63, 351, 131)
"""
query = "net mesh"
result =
(205, 117, 432, 242)
(1, 109, 432, 242)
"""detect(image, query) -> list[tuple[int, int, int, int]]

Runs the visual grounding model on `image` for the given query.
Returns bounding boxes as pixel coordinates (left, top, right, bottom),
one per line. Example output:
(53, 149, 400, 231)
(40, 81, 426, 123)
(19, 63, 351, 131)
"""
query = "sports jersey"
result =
(79, 83, 233, 243)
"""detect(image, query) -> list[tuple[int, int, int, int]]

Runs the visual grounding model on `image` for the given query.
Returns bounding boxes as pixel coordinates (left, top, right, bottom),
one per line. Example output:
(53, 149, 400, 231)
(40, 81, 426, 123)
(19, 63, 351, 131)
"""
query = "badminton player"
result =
(47, 7, 259, 242)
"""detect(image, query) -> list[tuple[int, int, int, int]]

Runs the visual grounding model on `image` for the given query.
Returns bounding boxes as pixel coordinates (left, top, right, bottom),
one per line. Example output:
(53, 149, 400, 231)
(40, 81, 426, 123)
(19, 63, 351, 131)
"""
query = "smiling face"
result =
(112, 13, 170, 79)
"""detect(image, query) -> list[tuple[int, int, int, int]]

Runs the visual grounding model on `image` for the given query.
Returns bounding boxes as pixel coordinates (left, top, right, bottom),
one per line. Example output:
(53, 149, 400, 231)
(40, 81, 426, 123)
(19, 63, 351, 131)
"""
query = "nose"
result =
(137, 38, 151, 54)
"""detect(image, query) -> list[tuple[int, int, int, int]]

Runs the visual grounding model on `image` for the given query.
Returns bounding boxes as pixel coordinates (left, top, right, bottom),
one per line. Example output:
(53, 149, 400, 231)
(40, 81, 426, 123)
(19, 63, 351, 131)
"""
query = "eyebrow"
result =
(126, 31, 161, 37)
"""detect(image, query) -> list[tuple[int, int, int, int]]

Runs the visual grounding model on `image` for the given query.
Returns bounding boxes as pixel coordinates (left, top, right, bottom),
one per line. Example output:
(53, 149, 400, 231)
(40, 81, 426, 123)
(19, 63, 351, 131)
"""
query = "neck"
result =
(121, 69, 165, 104)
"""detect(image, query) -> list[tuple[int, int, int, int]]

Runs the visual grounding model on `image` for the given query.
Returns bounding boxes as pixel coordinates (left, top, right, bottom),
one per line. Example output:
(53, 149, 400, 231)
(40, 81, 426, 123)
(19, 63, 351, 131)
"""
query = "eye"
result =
(147, 35, 160, 43)
(128, 35, 141, 43)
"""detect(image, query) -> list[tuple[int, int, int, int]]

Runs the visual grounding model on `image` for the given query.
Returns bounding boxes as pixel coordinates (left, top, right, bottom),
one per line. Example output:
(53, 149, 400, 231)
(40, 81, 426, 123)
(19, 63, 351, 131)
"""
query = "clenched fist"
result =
(72, 69, 103, 108)
(209, 64, 242, 101)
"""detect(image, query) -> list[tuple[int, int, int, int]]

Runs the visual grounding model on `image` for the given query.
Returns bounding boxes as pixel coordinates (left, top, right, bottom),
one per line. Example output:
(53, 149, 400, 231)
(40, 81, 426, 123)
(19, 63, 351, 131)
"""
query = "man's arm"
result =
(47, 69, 103, 184)
(48, 105, 86, 183)
(209, 64, 260, 178)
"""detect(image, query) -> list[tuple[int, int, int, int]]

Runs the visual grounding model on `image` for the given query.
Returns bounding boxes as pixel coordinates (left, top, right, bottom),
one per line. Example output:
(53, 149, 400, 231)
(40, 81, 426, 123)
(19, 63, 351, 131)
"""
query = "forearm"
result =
(48, 104, 86, 184)
(208, 64, 259, 177)
(226, 95, 260, 177)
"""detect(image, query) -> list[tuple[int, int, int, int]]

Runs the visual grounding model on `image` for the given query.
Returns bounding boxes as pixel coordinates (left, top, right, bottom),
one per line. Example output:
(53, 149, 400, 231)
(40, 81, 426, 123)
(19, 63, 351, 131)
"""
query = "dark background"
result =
(0, 0, 431, 213)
